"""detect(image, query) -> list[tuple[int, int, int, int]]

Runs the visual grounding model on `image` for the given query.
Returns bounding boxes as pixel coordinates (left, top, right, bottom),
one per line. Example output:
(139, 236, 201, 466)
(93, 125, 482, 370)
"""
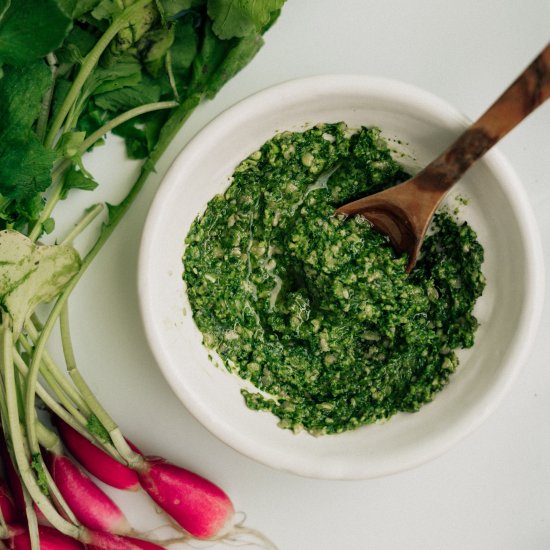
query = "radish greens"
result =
(0, 0, 285, 547)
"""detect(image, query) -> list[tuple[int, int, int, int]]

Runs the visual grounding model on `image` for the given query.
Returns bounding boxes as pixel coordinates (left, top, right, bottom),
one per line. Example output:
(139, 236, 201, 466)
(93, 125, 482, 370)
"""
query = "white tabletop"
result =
(58, 1, 550, 548)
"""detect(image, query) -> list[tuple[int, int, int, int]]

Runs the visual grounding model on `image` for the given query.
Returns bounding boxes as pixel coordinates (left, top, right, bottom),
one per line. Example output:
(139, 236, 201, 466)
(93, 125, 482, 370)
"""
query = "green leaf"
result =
(170, 18, 198, 73)
(190, 21, 231, 92)
(84, 56, 143, 96)
(142, 26, 175, 77)
(91, 0, 122, 21)
(2, 195, 45, 233)
(0, 138, 57, 203)
(75, 105, 110, 141)
(160, 0, 194, 18)
(61, 165, 99, 199)
(58, 0, 101, 18)
(71, 57, 144, 126)
(113, 123, 149, 159)
(207, 0, 285, 39)
(0, 63, 57, 204)
(94, 79, 161, 111)
(93, 0, 159, 58)
(112, 109, 169, 159)
(42, 218, 56, 234)
(205, 32, 263, 98)
(55, 25, 99, 75)
(93, 70, 143, 94)
(0, 230, 81, 334)
(0, 62, 52, 139)
(0, 0, 72, 66)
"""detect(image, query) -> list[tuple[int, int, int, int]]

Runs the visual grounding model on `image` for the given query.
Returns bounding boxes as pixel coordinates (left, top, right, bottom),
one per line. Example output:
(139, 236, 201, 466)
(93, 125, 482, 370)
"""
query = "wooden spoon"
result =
(336, 42, 550, 272)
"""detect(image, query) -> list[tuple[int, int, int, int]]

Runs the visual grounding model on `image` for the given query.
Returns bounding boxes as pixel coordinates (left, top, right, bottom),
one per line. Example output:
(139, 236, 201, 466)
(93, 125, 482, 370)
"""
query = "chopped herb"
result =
(183, 123, 486, 435)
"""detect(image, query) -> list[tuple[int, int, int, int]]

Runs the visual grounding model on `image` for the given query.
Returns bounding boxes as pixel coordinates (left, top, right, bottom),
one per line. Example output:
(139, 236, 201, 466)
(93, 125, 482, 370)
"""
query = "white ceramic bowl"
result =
(138, 76, 544, 479)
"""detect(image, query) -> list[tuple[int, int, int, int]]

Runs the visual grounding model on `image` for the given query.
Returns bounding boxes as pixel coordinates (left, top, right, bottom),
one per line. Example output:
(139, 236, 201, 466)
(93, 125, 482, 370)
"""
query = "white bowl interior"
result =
(138, 76, 544, 479)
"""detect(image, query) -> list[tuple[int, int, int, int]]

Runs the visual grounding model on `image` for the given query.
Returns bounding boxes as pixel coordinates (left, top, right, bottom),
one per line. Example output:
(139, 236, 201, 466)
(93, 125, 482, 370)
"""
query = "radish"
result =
(136, 457, 234, 539)
(50, 427, 267, 545)
(47, 453, 130, 535)
(0, 449, 48, 526)
(9, 524, 83, 550)
(53, 420, 236, 539)
(54, 419, 139, 491)
(83, 531, 164, 550)
(0, 479, 16, 524)
(53, 422, 255, 543)
(0, 441, 25, 520)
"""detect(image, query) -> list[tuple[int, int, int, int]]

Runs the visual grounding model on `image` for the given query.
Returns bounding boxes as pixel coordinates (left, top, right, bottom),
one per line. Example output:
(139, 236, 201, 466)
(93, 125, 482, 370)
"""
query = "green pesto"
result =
(183, 123, 486, 435)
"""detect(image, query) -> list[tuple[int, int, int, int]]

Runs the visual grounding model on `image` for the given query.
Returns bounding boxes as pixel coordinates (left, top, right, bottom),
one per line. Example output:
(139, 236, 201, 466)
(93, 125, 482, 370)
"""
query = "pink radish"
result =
(1, 445, 49, 526)
(137, 457, 234, 539)
(51, 424, 271, 545)
(0, 478, 17, 524)
(54, 419, 139, 491)
(83, 530, 165, 550)
(0, 440, 25, 519)
(47, 453, 130, 535)
(9, 524, 83, 550)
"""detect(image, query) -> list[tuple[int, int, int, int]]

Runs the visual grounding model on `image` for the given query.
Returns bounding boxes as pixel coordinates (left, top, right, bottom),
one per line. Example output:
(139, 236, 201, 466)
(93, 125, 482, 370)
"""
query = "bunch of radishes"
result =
(0, 415, 271, 549)
(0, 228, 275, 549)
(0, 0, 286, 547)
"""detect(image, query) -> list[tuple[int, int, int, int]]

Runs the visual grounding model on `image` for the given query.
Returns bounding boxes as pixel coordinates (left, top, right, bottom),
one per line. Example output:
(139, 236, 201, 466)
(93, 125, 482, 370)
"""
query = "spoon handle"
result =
(417, 42, 550, 192)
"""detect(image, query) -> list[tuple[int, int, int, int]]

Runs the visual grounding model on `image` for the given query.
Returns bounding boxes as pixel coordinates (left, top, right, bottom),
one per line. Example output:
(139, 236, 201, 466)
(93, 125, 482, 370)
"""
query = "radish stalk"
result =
(3, 318, 74, 545)
(11, 349, 89, 440)
(21, 322, 90, 417)
(58, 304, 144, 472)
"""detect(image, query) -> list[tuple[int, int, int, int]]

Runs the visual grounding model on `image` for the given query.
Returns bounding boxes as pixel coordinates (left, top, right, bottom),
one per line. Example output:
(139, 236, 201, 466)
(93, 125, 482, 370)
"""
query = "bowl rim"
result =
(138, 75, 545, 479)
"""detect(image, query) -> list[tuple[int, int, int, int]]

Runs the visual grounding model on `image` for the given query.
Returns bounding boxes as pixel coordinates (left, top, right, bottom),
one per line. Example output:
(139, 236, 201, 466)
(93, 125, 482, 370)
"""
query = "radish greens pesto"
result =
(183, 123, 486, 435)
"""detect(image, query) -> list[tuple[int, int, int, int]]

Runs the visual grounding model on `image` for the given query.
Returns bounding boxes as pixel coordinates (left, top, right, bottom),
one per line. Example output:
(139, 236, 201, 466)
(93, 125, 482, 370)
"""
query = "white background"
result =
(53, 1, 550, 549)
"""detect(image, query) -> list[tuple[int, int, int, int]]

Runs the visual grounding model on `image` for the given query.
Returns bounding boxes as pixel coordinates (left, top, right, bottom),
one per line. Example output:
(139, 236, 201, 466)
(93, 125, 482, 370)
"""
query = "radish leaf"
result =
(161, 0, 196, 18)
(207, 0, 284, 39)
(94, 78, 161, 111)
(0, 63, 57, 205)
(0, 0, 71, 67)
(0, 230, 81, 334)
(61, 166, 99, 199)
(170, 18, 198, 72)
(204, 32, 263, 98)
(59, 0, 102, 18)
(0, 63, 52, 137)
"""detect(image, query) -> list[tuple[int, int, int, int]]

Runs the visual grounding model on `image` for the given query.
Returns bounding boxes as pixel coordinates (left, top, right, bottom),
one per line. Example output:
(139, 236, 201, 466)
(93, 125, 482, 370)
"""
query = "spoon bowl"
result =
(337, 43, 550, 271)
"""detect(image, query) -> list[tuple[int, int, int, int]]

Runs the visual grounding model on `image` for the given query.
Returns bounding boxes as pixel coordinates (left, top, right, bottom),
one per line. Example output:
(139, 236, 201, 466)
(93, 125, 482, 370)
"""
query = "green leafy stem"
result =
(43, 0, 154, 149)
(0, 0, 286, 543)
